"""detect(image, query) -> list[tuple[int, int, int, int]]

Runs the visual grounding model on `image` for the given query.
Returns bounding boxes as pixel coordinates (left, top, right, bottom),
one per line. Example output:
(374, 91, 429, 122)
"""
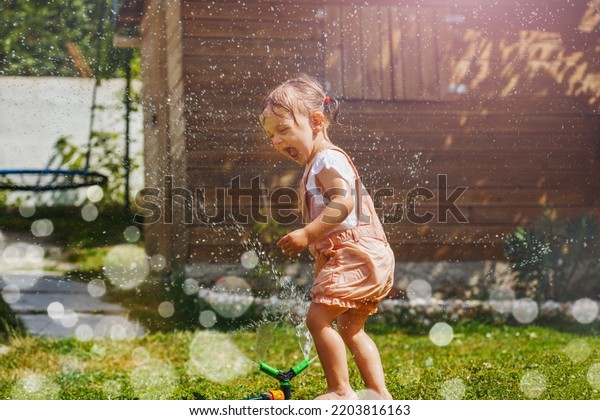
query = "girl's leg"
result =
(337, 308, 392, 399)
(306, 302, 357, 399)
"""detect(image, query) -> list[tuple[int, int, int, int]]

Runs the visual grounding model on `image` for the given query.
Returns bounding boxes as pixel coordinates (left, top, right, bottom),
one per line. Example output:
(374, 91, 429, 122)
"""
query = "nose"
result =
(272, 136, 283, 145)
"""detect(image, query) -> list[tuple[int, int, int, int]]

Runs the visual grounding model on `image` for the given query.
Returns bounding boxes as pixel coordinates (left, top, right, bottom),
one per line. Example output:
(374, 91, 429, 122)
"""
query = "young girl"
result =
(260, 75, 395, 400)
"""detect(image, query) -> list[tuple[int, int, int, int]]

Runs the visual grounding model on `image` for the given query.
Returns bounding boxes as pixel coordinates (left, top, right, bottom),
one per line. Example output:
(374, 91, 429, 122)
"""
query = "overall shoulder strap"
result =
(323, 146, 361, 179)
(321, 146, 363, 227)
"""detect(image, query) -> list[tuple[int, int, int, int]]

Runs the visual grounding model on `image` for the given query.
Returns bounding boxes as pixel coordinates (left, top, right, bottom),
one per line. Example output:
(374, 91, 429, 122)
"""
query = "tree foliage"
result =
(0, 0, 139, 78)
(505, 210, 600, 301)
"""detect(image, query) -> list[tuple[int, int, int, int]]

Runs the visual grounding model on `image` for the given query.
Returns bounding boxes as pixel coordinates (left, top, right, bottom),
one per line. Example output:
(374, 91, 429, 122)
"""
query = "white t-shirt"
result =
(304, 149, 358, 230)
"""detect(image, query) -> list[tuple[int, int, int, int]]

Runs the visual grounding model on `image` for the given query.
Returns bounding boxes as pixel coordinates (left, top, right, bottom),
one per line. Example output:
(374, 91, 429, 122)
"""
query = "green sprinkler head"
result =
(258, 361, 282, 379)
(255, 358, 311, 400)
(258, 358, 310, 382)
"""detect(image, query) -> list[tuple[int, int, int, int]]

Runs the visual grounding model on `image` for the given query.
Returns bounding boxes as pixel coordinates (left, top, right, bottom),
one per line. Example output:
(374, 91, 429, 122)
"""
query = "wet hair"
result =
(260, 74, 339, 128)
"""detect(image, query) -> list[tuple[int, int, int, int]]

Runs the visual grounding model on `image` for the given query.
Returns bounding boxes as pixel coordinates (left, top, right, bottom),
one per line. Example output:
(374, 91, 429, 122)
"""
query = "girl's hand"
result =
(276, 229, 310, 257)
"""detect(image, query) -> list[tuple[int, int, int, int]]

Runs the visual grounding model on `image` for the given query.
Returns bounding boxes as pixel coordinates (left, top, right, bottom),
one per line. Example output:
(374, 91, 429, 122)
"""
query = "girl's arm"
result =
(277, 168, 355, 256)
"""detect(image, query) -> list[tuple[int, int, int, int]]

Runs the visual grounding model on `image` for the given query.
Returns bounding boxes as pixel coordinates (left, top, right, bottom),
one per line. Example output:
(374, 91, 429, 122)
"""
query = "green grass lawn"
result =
(0, 322, 598, 400)
(1, 205, 599, 400)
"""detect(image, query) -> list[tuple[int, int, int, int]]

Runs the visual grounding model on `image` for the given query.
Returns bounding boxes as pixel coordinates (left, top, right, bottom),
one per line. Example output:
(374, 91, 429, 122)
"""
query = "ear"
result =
(310, 111, 325, 132)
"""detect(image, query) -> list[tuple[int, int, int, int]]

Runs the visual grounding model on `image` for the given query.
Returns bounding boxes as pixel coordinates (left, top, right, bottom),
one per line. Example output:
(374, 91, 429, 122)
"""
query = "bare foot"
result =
(378, 390, 393, 400)
(357, 389, 393, 400)
(314, 390, 359, 400)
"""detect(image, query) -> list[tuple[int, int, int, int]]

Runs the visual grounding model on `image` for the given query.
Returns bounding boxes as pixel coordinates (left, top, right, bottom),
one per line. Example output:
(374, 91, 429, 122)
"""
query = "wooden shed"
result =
(116, 0, 600, 269)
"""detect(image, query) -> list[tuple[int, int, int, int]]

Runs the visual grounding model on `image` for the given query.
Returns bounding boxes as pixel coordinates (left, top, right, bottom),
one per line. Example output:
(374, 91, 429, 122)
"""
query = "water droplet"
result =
(587, 363, 600, 390)
(93, 315, 143, 340)
(488, 285, 515, 314)
(86, 185, 104, 203)
(429, 322, 454, 347)
(199, 310, 217, 328)
(520, 370, 546, 398)
(158, 301, 175, 318)
(18, 201, 36, 218)
(103, 245, 149, 290)
(129, 358, 178, 399)
(102, 380, 122, 399)
(87, 279, 106, 297)
(132, 346, 150, 365)
(563, 339, 590, 363)
(59, 310, 78, 328)
(81, 203, 99, 222)
(2, 244, 23, 265)
(571, 298, 598, 324)
(240, 250, 259, 269)
(47, 301, 64, 320)
(150, 254, 166, 271)
(75, 324, 94, 341)
(188, 331, 253, 383)
(11, 373, 60, 399)
(407, 279, 432, 303)
(205, 276, 253, 319)
(296, 320, 313, 360)
(31, 219, 53, 237)
(511, 298, 538, 323)
(25, 244, 44, 264)
(91, 344, 106, 359)
(394, 365, 421, 386)
(2, 285, 20, 304)
(183, 278, 199, 295)
(123, 226, 141, 243)
(254, 321, 277, 360)
(440, 377, 466, 400)
(111, 323, 129, 340)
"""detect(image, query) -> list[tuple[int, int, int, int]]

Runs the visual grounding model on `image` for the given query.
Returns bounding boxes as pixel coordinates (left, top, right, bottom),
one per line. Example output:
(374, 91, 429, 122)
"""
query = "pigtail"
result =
(323, 93, 340, 125)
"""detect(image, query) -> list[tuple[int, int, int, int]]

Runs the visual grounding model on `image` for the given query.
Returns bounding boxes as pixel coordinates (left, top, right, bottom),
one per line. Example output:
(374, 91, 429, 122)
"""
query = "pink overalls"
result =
(301, 147, 395, 315)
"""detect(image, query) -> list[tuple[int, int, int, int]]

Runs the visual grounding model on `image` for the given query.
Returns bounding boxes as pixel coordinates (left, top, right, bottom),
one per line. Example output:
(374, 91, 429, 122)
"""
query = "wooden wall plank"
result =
(182, 53, 322, 96)
(435, 10, 453, 99)
(379, 6, 393, 100)
(182, 19, 321, 40)
(324, 5, 343, 96)
(182, 1, 323, 22)
(341, 5, 363, 99)
(140, 0, 174, 262)
(165, 0, 189, 263)
(399, 6, 422, 99)
(361, 6, 383, 99)
(389, 6, 405, 99)
(182, 38, 322, 57)
(420, 7, 440, 100)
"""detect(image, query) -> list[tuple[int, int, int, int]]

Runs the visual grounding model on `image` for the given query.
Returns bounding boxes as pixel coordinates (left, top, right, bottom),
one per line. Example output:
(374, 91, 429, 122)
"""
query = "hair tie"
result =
(324, 95, 331, 104)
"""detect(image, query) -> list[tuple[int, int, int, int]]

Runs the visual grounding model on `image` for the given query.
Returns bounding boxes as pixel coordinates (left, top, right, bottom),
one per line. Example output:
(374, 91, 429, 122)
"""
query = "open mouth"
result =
(284, 147, 300, 161)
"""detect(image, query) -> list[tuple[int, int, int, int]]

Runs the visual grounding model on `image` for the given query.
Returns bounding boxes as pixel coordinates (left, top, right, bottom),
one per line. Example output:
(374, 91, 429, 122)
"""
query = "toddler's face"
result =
(262, 109, 316, 166)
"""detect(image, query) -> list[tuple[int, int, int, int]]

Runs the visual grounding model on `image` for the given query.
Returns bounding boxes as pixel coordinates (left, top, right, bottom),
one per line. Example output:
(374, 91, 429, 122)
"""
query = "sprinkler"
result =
(245, 356, 316, 400)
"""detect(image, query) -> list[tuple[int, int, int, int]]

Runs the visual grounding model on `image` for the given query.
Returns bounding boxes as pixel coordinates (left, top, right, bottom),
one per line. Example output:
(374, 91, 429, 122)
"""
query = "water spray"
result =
(245, 356, 317, 400)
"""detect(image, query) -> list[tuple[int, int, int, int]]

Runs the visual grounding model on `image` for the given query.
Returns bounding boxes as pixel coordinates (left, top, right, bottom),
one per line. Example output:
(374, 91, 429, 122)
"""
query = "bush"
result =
(0, 294, 24, 341)
(504, 210, 600, 301)
(0, 204, 137, 249)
